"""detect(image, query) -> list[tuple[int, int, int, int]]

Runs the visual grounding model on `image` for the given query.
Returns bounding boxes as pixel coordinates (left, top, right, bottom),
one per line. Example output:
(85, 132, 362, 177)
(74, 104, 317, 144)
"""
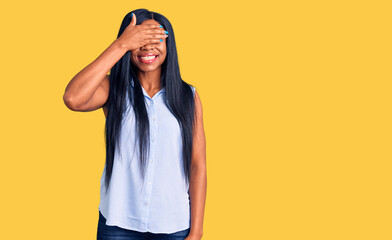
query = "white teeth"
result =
(140, 55, 156, 60)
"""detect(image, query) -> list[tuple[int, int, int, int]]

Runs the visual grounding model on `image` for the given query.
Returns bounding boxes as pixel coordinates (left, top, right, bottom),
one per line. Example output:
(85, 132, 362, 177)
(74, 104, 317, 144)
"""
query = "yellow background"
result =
(1, 0, 391, 239)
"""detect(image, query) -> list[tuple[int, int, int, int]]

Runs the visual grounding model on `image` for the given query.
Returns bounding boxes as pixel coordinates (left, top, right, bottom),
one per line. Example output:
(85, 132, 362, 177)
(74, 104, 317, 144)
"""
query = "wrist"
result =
(113, 38, 129, 52)
(188, 230, 203, 239)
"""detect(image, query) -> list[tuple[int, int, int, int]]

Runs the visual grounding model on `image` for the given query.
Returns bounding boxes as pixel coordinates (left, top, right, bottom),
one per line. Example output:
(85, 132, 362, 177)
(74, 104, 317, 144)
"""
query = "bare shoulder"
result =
(194, 89, 203, 115)
(193, 89, 204, 129)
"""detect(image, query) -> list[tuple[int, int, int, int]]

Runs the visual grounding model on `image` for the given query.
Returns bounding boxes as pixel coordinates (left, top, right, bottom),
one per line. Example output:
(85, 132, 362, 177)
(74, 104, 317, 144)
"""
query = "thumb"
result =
(129, 13, 136, 26)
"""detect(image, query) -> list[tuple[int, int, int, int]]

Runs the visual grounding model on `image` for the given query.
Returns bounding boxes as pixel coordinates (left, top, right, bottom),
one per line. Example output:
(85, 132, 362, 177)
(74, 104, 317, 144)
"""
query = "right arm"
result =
(63, 13, 166, 118)
(63, 39, 127, 117)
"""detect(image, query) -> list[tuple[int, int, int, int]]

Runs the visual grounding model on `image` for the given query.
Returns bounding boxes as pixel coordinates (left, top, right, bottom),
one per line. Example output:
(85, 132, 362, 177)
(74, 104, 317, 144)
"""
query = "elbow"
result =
(191, 162, 207, 174)
(63, 94, 80, 111)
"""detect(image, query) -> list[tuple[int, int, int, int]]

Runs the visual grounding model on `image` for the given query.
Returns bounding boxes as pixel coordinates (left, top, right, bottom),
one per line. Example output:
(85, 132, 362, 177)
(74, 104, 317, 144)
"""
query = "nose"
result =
(141, 44, 155, 50)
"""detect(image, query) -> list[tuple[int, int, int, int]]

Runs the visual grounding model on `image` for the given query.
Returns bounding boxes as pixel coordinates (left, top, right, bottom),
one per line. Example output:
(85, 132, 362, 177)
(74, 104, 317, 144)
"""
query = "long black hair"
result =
(103, 9, 196, 193)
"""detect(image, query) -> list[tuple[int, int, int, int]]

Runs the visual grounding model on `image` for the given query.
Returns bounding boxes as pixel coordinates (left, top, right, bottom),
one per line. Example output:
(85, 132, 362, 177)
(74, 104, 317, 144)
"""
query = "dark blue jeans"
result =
(97, 211, 191, 240)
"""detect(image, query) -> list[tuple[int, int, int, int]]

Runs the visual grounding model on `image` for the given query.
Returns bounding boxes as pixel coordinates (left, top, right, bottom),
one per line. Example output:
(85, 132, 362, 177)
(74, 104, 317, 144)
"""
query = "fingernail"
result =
(159, 25, 163, 28)
(160, 39, 163, 42)
(164, 30, 168, 34)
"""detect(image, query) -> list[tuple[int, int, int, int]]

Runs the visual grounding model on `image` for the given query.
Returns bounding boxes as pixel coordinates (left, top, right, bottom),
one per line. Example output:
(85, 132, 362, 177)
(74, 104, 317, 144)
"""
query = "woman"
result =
(63, 9, 207, 240)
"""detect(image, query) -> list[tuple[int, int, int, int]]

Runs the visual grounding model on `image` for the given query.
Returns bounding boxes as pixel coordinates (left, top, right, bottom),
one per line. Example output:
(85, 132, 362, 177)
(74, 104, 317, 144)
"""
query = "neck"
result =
(137, 67, 162, 91)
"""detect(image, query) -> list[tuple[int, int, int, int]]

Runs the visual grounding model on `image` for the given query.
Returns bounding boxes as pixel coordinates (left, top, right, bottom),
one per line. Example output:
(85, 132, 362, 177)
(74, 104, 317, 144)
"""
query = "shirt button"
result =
(152, 116, 156, 121)
(151, 138, 155, 143)
(150, 160, 153, 163)
(148, 182, 152, 184)
(145, 202, 149, 206)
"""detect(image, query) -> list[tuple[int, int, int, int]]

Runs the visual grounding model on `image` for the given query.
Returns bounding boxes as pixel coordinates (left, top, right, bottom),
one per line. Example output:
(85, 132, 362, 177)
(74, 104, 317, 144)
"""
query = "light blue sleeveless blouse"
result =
(98, 80, 196, 234)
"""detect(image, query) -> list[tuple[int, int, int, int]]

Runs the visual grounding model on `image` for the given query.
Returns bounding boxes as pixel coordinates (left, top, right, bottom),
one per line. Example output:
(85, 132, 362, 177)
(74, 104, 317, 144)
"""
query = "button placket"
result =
(144, 99, 158, 230)
(149, 100, 157, 167)
(142, 99, 151, 228)
(149, 101, 156, 165)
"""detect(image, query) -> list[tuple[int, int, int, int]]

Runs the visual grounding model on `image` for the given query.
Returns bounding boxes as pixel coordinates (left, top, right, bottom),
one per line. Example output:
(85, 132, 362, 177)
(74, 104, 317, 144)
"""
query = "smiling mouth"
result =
(138, 55, 159, 63)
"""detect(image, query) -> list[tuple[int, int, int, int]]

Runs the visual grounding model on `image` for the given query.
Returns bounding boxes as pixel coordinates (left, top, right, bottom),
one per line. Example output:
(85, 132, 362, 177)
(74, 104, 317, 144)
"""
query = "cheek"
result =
(159, 52, 167, 61)
(130, 54, 139, 64)
(159, 46, 167, 56)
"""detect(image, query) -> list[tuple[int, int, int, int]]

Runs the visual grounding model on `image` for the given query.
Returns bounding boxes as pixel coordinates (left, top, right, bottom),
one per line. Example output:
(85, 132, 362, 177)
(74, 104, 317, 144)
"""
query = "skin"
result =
(63, 16, 206, 240)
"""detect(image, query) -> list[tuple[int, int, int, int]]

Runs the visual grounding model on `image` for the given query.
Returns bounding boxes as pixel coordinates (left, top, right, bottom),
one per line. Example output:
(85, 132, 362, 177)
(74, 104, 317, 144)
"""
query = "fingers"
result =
(138, 23, 167, 45)
(144, 33, 168, 44)
(141, 24, 163, 30)
(144, 38, 166, 44)
(146, 34, 168, 40)
(144, 29, 168, 38)
(141, 27, 168, 43)
(144, 29, 168, 39)
(141, 35, 167, 45)
(145, 28, 168, 35)
(130, 12, 136, 26)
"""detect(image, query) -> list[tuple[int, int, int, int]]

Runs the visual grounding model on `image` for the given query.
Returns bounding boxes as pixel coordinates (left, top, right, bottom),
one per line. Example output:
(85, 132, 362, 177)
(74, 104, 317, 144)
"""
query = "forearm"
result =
(188, 164, 207, 238)
(63, 39, 127, 107)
